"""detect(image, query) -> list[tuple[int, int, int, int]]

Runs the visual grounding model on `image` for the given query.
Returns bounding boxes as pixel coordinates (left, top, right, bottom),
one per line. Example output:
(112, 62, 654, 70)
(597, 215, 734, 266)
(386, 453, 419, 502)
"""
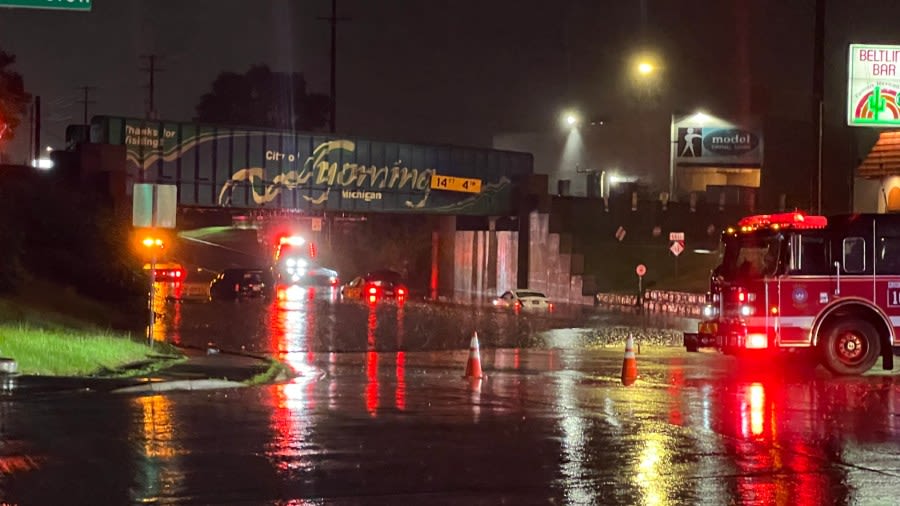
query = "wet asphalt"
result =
(1, 291, 899, 505)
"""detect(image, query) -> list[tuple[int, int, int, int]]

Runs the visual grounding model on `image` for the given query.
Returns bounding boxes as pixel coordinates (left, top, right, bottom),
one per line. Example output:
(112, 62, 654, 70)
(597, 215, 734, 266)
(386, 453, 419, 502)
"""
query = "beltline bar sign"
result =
(430, 174, 482, 194)
(0, 0, 91, 11)
(848, 43, 900, 127)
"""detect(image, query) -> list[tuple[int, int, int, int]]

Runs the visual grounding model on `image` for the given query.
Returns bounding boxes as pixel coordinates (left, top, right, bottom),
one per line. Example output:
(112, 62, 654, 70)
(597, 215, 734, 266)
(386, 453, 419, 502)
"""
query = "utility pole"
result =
(32, 96, 41, 164)
(76, 86, 97, 125)
(813, 0, 825, 214)
(139, 54, 164, 120)
(319, 0, 350, 133)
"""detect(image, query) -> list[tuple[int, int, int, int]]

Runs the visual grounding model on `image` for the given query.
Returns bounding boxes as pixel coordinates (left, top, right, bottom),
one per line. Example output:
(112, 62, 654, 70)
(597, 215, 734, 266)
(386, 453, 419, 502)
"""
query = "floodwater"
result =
(1, 291, 898, 505)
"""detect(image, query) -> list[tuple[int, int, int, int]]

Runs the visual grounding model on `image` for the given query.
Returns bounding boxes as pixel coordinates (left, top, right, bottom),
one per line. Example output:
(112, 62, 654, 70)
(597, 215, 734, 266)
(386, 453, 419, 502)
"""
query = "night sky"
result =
(0, 0, 898, 211)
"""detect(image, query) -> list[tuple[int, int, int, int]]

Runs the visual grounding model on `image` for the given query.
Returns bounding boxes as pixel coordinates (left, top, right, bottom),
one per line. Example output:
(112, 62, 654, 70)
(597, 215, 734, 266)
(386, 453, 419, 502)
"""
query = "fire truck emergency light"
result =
(737, 212, 828, 231)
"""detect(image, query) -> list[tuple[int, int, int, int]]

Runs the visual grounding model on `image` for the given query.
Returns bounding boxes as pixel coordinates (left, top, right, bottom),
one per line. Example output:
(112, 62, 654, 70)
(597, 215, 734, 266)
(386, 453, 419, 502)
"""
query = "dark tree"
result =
(0, 49, 31, 141)
(195, 65, 331, 131)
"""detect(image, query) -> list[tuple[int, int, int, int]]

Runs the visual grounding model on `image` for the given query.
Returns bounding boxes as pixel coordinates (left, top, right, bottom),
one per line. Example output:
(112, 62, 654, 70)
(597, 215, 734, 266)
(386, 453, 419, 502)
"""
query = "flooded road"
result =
(2, 293, 899, 505)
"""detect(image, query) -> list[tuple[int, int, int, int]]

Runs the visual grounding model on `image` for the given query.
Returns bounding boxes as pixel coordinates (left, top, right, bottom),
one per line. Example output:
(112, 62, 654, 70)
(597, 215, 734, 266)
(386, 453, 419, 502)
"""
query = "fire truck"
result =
(684, 212, 900, 375)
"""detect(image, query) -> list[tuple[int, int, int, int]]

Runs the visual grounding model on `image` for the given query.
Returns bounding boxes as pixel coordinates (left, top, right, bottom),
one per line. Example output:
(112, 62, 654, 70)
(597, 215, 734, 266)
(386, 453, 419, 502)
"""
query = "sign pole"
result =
(148, 251, 156, 347)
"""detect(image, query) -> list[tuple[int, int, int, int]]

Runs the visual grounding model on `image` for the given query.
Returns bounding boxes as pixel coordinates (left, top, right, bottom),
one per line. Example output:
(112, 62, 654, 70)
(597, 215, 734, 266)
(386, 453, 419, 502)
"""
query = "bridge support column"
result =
(430, 215, 456, 300)
(486, 217, 498, 294)
(517, 209, 531, 290)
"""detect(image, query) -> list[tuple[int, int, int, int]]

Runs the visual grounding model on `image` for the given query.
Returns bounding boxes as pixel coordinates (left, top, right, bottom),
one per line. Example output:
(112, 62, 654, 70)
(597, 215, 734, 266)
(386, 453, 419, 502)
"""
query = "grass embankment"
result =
(0, 279, 182, 376)
(0, 325, 179, 376)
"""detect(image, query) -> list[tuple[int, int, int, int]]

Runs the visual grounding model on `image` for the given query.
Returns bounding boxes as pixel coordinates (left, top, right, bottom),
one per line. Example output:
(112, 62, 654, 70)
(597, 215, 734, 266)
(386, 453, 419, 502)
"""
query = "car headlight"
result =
(702, 304, 718, 319)
(286, 258, 296, 267)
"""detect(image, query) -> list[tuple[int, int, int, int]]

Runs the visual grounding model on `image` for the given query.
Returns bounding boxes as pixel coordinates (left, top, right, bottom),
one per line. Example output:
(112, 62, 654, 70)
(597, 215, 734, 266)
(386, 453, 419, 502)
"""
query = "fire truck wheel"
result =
(820, 319, 881, 376)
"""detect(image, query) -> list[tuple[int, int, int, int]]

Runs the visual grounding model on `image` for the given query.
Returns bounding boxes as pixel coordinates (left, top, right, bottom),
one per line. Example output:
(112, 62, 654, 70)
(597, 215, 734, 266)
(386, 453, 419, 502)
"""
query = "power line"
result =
(139, 54, 165, 120)
(318, 0, 351, 133)
(76, 85, 97, 125)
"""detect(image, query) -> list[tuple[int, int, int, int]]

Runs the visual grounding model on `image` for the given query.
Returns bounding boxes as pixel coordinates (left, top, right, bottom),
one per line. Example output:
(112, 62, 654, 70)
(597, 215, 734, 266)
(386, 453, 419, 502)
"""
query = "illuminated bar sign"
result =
(848, 43, 900, 127)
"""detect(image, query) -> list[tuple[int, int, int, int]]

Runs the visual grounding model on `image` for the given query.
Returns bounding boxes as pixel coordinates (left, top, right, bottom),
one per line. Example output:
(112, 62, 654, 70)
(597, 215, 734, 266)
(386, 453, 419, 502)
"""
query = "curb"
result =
(111, 378, 247, 394)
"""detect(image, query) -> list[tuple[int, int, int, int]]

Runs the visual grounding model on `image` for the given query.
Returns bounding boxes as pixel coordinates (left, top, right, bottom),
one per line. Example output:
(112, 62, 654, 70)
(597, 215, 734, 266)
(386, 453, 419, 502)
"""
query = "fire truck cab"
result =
(684, 212, 900, 375)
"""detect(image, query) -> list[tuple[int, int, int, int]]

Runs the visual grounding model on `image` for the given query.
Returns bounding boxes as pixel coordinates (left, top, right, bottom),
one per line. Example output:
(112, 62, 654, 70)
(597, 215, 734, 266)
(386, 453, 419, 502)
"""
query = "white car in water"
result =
(492, 289, 553, 311)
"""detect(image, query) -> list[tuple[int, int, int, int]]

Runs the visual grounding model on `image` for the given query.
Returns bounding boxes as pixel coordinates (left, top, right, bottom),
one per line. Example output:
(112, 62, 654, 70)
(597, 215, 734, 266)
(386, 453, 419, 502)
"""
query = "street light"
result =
(637, 61, 655, 76)
(561, 110, 581, 129)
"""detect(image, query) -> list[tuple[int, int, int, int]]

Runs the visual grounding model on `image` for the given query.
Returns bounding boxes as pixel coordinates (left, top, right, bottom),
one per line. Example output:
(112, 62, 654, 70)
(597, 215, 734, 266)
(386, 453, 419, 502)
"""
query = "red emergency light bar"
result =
(736, 212, 827, 231)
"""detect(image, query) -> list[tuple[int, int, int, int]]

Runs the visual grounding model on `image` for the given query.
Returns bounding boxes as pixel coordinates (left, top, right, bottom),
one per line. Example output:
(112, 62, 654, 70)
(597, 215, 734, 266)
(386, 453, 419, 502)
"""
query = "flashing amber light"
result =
(738, 292, 746, 303)
(142, 237, 164, 248)
(770, 306, 778, 315)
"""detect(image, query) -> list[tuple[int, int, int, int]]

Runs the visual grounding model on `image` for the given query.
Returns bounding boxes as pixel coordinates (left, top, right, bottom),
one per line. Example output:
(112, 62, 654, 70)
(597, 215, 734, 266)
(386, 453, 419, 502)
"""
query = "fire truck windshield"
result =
(719, 231, 785, 281)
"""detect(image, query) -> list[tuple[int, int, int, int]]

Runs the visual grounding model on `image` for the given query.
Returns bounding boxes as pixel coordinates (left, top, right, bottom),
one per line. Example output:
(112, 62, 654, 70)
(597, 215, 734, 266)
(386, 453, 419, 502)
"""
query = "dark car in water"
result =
(341, 269, 408, 302)
(209, 268, 274, 301)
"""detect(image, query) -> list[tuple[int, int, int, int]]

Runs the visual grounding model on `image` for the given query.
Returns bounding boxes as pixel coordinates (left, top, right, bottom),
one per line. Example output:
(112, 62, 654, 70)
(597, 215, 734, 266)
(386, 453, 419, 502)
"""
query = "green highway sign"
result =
(0, 0, 91, 11)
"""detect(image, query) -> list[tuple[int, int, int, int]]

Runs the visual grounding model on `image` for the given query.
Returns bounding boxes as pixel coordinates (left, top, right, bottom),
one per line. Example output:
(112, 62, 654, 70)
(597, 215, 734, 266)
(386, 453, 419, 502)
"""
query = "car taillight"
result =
(397, 287, 406, 296)
(368, 286, 378, 295)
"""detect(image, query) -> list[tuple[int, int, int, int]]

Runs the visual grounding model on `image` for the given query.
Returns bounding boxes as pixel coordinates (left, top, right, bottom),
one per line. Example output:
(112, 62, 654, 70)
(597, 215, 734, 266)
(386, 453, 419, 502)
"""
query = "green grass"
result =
(245, 359, 294, 386)
(0, 324, 163, 376)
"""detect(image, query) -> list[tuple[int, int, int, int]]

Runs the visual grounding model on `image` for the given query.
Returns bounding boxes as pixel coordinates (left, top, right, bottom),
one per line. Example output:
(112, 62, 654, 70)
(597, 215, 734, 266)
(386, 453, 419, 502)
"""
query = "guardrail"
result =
(596, 290, 705, 317)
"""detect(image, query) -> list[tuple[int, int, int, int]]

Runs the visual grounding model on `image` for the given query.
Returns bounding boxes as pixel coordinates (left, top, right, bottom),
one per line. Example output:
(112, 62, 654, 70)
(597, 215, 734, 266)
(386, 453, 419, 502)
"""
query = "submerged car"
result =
(341, 270, 408, 302)
(492, 289, 553, 311)
(209, 268, 274, 300)
(143, 262, 187, 282)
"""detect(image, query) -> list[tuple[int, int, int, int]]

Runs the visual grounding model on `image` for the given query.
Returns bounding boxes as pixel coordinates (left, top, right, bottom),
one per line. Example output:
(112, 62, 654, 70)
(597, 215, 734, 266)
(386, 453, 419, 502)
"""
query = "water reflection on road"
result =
(2, 290, 900, 504)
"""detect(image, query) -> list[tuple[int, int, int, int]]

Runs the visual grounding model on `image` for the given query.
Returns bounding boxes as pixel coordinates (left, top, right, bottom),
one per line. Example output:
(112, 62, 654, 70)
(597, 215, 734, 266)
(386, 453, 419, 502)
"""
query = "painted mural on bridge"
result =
(90, 116, 533, 215)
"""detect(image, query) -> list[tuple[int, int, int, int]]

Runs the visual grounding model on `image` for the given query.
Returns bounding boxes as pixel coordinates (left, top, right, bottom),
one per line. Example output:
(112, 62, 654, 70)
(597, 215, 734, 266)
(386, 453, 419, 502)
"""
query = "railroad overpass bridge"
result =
(66, 116, 587, 302)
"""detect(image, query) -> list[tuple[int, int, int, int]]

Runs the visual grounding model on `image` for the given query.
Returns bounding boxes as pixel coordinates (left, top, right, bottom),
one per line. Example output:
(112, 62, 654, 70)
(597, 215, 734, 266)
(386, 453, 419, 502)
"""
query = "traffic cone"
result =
(621, 334, 638, 386)
(464, 332, 484, 379)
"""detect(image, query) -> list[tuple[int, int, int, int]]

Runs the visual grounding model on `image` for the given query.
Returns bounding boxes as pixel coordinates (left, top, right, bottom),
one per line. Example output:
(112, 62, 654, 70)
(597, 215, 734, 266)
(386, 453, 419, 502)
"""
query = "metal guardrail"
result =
(595, 290, 704, 317)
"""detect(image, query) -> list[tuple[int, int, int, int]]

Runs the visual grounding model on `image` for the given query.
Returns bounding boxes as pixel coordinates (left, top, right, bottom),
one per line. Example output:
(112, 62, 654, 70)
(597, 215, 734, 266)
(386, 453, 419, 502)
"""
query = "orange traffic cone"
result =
(464, 332, 484, 379)
(621, 334, 638, 386)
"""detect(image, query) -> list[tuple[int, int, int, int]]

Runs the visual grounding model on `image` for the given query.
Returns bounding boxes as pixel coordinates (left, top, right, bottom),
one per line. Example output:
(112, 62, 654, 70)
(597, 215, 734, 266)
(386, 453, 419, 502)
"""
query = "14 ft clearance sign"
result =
(848, 44, 900, 127)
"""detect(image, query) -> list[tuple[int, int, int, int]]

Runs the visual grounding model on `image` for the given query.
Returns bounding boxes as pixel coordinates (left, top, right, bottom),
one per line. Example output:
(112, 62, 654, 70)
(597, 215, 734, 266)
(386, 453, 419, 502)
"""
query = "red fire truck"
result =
(684, 212, 900, 375)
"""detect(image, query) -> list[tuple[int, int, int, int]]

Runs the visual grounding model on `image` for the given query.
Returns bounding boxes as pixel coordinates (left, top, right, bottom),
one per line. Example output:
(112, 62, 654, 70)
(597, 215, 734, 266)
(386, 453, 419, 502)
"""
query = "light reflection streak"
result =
(636, 435, 667, 506)
(556, 370, 592, 505)
(267, 287, 319, 473)
(366, 351, 379, 416)
(130, 394, 183, 503)
(395, 351, 406, 411)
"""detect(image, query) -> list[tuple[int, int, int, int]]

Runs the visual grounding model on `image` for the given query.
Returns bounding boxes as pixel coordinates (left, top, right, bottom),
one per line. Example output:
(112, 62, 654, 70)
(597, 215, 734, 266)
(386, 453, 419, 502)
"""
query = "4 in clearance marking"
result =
(430, 174, 482, 194)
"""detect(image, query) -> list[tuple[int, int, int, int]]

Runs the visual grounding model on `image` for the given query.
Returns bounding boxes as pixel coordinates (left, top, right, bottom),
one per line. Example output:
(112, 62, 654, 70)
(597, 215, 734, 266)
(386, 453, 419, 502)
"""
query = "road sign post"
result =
(635, 264, 647, 306)
(133, 184, 177, 346)
(669, 232, 685, 278)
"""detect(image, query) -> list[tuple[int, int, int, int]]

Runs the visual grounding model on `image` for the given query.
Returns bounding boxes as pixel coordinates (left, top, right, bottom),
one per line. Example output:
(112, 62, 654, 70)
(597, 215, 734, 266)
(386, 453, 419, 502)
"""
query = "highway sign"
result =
(430, 174, 482, 194)
(670, 241, 685, 256)
(669, 232, 685, 241)
(133, 184, 177, 228)
(0, 0, 92, 11)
